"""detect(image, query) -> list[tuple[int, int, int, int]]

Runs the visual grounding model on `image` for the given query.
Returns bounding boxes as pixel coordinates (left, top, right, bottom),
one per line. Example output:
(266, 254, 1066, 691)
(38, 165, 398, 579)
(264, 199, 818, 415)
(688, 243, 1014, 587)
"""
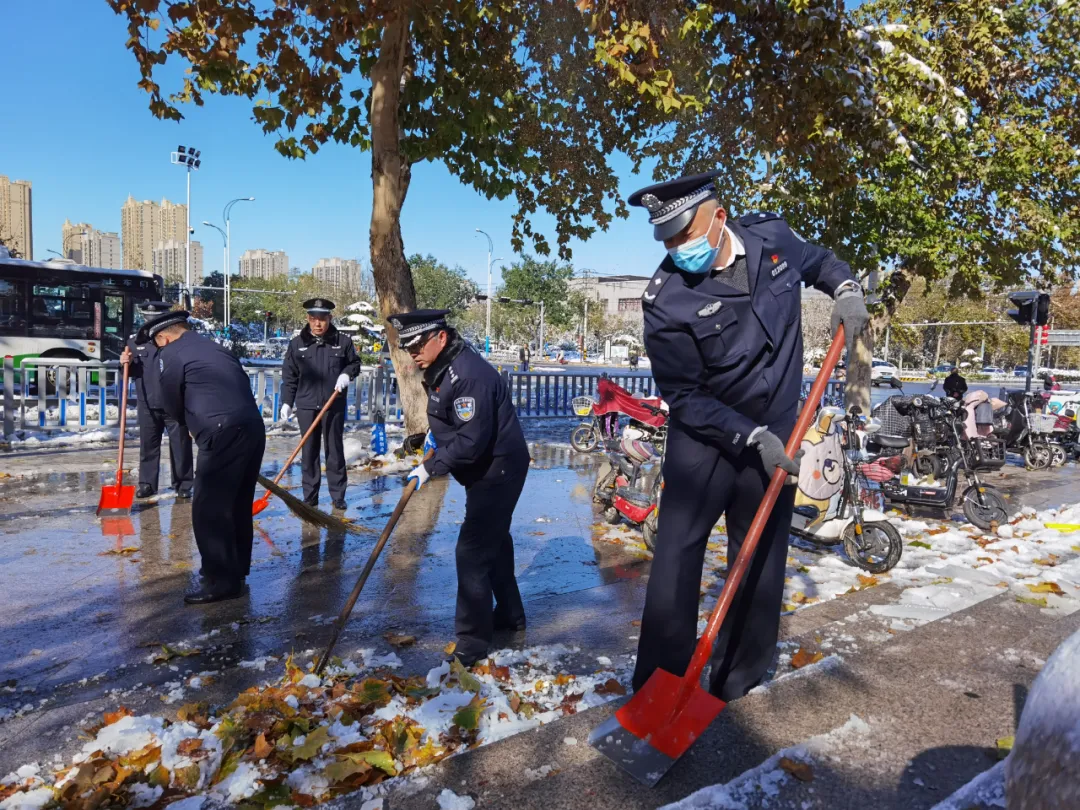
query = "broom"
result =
(255, 473, 366, 534)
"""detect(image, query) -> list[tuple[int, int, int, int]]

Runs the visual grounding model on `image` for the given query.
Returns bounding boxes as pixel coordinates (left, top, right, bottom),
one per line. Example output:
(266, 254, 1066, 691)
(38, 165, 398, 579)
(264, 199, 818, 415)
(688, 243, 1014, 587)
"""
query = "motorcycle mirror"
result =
(889, 376, 903, 389)
(929, 379, 939, 392)
(849, 405, 863, 416)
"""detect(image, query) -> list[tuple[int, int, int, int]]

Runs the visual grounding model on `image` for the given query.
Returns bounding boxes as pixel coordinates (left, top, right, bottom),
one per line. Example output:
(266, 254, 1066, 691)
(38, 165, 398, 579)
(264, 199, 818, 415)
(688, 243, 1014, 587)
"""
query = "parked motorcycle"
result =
(593, 405, 666, 550)
(994, 390, 1057, 470)
(868, 393, 1009, 529)
(571, 376, 667, 453)
(791, 406, 903, 573)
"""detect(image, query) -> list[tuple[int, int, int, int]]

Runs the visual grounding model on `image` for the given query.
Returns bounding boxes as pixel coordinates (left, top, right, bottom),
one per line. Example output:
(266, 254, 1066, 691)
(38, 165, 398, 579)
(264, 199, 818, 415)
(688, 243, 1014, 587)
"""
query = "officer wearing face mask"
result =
(628, 170, 869, 702)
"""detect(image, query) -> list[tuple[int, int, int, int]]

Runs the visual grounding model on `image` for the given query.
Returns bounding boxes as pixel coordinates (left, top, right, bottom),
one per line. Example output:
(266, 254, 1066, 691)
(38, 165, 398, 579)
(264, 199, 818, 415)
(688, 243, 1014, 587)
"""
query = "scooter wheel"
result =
(642, 510, 658, 551)
(961, 485, 1008, 530)
(1050, 444, 1066, 467)
(603, 506, 621, 525)
(842, 521, 902, 574)
(571, 423, 599, 453)
(1024, 442, 1052, 470)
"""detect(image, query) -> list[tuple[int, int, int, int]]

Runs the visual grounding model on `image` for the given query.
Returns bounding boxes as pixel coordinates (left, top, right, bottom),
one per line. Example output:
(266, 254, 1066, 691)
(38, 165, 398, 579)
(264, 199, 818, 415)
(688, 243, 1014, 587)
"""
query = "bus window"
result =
(103, 295, 125, 359)
(30, 283, 95, 339)
(0, 280, 27, 332)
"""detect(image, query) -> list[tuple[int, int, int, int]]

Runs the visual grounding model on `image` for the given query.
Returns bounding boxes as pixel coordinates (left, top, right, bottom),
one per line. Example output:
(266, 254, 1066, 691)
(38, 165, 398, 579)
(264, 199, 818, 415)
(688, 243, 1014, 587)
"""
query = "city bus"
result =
(0, 248, 164, 375)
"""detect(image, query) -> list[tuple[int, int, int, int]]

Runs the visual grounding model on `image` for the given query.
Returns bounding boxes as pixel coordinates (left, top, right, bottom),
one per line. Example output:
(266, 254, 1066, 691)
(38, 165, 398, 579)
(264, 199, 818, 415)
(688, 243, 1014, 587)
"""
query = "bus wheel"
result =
(38, 353, 85, 396)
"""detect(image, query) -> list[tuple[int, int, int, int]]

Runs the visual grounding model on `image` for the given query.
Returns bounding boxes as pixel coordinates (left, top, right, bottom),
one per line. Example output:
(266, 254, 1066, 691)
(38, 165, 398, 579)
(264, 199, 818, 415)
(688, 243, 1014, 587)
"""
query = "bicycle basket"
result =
(572, 396, 594, 417)
(1027, 413, 1058, 434)
(971, 438, 1007, 470)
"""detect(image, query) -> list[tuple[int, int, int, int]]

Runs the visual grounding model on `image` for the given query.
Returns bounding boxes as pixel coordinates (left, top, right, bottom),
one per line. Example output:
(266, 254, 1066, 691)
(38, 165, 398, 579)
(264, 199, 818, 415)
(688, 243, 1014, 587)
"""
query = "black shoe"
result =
(493, 620, 527, 633)
(332, 499, 347, 510)
(451, 649, 487, 668)
(184, 582, 244, 604)
(175, 487, 193, 500)
(136, 484, 155, 499)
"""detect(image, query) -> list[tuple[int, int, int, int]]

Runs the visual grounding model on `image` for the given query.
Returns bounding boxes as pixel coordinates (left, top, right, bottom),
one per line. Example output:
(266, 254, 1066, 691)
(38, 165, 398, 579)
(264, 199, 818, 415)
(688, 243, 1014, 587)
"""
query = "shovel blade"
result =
(252, 494, 271, 516)
(588, 668, 725, 787)
(100, 516, 135, 537)
(97, 484, 135, 515)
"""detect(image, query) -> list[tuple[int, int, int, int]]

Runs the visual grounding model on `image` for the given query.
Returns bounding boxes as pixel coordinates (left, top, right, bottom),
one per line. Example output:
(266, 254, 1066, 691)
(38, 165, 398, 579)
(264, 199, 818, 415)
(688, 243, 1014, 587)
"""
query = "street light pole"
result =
(201, 222, 227, 329)
(223, 197, 255, 331)
(539, 300, 545, 359)
(475, 228, 493, 353)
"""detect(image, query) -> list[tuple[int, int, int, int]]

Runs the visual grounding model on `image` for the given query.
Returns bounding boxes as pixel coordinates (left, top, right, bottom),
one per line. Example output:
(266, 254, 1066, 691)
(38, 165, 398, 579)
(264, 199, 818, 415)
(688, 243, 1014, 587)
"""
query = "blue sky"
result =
(1, 2, 668, 287)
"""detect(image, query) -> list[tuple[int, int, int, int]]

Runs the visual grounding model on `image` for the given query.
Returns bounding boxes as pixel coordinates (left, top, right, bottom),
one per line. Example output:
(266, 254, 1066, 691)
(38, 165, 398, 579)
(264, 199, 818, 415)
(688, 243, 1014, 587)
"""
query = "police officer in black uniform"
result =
(122, 301, 194, 499)
(628, 171, 869, 701)
(389, 309, 531, 666)
(140, 309, 266, 604)
(280, 299, 362, 510)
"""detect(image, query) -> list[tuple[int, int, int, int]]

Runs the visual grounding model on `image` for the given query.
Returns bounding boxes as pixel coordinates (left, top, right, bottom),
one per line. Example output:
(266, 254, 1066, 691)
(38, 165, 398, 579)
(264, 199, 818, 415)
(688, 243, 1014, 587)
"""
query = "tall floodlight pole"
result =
(170, 146, 201, 306)
(223, 197, 255, 330)
(475, 228, 493, 352)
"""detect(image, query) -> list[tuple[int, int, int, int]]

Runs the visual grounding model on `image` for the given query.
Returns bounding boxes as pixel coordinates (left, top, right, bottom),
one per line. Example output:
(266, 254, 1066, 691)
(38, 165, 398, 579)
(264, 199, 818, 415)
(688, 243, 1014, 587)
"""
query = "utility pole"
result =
(170, 146, 201, 307)
(476, 228, 493, 353)
(539, 300, 545, 359)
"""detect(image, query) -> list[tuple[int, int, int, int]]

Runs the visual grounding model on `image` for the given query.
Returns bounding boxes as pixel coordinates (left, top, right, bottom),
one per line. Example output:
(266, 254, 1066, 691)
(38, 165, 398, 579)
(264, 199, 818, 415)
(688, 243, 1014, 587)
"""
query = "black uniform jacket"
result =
(643, 212, 856, 452)
(126, 336, 164, 411)
(158, 332, 262, 449)
(422, 336, 529, 487)
(281, 325, 362, 410)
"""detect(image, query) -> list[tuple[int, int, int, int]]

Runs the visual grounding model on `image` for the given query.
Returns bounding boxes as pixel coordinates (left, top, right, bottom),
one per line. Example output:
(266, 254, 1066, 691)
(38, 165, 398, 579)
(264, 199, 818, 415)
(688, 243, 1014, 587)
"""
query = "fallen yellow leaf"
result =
(1026, 582, 1065, 596)
(790, 649, 824, 669)
(779, 756, 814, 782)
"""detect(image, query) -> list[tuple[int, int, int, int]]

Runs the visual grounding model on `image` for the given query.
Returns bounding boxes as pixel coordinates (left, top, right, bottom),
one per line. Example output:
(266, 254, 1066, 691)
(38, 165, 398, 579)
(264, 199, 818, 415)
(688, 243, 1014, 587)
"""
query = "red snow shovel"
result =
(97, 362, 135, 515)
(252, 389, 339, 516)
(588, 326, 847, 786)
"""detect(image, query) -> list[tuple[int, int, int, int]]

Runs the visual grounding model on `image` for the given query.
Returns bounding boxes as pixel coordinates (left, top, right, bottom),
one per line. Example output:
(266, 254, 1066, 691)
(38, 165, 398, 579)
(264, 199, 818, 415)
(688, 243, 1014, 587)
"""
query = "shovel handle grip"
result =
(272, 389, 340, 486)
(680, 326, 846, 694)
(115, 361, 131, 486)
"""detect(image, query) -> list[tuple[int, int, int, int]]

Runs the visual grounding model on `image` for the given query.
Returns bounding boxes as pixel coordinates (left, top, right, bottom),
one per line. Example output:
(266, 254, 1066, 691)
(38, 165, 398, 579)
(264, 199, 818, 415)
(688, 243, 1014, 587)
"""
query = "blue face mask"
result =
(667, 217, 722, 274)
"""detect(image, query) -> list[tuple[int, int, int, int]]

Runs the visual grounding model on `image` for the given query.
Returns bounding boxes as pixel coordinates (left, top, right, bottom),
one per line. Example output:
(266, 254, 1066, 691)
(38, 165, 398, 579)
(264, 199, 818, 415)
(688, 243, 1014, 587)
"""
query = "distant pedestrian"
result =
(121, 301, 194, 500)
(145, 310, 266, 604)
(629, 350, 640, 371)
(389, 308, 531, 666)
(280, 298, 362, 510)
(523, 344, 531, 372)
(944, 369, 968, 400)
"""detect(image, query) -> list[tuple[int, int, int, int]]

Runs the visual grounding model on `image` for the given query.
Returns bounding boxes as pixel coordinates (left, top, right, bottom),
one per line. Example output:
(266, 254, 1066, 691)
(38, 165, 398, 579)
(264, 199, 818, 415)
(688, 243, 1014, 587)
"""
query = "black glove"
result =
(831, 289, 870, 357)
(750, 429, 803, 476)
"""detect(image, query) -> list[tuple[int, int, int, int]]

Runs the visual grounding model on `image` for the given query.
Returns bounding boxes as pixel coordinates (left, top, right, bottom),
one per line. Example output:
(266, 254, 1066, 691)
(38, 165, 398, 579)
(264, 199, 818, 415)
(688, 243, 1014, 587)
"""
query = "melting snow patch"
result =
(0, 788, 54, 810)
(436, 788, 475, 810)
(929, 760, 1005, 809)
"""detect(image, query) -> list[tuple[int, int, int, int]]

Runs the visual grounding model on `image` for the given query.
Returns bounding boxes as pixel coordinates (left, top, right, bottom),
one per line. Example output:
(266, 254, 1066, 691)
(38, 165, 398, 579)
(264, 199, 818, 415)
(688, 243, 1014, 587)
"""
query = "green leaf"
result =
(289, 725, 330, 761)
(450, 657, 484, 693)
(1016, 596, 1048, 607)
(354, 678, 392, 707)
(995, 735, 1014, 759)
(341, 749, 397, 776)
(452, 694, 487, 730)
(323, 757, 369, 783)
(908, 541, 933, 549)
(151, 644, 201, 664)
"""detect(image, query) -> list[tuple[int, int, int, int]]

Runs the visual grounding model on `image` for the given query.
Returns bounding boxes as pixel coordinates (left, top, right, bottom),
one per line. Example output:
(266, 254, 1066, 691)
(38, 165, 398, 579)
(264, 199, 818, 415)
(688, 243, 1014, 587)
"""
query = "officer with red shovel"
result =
(629, 171, 869, 701)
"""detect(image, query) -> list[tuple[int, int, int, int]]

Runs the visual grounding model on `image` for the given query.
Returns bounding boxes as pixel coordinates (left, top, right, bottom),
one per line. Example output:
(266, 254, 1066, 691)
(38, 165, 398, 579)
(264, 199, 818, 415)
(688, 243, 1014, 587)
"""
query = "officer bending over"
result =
(628, 170, 869, 701)
(280, 298, 361, 510)
(121, 301, 194, 499)
(390, 309, 531, 666)
(142, 309, 267, 604)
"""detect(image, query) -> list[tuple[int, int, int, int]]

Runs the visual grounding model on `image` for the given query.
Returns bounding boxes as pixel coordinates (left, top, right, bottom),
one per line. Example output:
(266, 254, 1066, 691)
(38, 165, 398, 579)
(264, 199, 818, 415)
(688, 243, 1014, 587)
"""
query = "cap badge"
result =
(640, 193, 662, 213)
(390, 318, 402, 330)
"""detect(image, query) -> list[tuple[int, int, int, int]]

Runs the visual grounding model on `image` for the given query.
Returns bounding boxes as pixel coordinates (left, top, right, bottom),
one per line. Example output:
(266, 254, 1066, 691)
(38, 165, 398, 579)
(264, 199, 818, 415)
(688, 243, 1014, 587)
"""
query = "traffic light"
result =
(1007, 291, 1050, 325)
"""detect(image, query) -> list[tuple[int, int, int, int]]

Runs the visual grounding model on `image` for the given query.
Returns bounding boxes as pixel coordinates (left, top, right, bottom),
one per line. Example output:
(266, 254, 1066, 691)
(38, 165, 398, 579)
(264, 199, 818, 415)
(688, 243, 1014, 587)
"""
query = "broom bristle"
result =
(255, 475, 363, 533)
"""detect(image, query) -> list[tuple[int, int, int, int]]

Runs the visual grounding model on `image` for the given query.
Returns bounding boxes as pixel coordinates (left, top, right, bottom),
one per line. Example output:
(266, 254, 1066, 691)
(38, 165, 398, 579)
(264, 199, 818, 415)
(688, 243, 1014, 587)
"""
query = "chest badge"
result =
(158, 358, 164, 373)
(696, 300, 723, 318)
(454, 397, 476, 422)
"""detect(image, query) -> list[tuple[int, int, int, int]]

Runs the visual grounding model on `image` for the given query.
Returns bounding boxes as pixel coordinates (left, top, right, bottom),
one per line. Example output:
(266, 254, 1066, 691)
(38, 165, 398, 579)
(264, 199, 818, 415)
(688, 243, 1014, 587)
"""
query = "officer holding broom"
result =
(388, 308, 531, 666)
(628, 171, 869, 701)
(280, 298, 362, 511)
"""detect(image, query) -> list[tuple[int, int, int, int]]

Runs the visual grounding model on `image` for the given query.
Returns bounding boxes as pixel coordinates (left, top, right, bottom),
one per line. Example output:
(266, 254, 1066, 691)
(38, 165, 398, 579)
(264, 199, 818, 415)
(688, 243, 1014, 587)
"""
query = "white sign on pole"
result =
(1048, 330, 1080, 347)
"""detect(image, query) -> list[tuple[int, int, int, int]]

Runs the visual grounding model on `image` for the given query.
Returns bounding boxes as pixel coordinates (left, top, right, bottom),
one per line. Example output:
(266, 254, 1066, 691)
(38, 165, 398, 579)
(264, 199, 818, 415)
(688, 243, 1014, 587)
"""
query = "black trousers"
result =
(297, 406, 347, 504)
(632, 418, 796, 702)
(455, 463, 529, 658)
(192, 421, 266, 586)
(137, 404, 194, 492)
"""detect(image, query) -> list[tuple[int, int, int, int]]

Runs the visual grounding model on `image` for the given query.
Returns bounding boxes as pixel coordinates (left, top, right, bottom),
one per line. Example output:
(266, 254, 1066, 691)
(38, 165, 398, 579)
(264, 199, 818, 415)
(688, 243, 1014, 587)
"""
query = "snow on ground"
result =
(0, 645, 633, 809)
(658, 714, 872, 809)
(596, 503, 1080, 646)
(929, 760, 1006, 809)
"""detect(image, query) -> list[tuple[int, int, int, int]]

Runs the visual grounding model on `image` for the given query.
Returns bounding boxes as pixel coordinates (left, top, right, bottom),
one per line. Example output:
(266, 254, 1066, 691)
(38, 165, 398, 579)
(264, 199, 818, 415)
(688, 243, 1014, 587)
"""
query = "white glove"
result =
(334, 373, 350, 393)
(407, 461, 431, 490)
(279, 403, 294, 421)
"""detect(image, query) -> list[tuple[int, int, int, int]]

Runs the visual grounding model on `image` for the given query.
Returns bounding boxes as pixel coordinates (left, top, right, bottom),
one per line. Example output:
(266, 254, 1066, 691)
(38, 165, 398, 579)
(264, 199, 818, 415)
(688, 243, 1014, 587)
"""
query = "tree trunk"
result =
(369, 9, 427, 434)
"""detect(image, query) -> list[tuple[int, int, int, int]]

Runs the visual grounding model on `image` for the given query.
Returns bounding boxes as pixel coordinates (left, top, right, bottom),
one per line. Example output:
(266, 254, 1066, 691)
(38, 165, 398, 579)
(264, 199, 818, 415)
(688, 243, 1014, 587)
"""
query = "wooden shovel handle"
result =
(115, 361, 131, 487)
(272, 389, 340, 486)
(680, 326, 846, 695)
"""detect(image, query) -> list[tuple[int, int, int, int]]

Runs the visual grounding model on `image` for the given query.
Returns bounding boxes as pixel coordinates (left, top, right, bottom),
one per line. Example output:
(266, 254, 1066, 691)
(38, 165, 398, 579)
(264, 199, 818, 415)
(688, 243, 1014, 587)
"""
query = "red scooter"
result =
(571, 376, 667, 453)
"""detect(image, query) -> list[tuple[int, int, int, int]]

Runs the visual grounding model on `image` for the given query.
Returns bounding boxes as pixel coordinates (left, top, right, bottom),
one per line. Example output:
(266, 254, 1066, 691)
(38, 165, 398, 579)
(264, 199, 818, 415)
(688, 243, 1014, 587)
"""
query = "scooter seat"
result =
(871, 434, 910, 449)
(615, 487, 652, 509)
(793, 505, 820, 521)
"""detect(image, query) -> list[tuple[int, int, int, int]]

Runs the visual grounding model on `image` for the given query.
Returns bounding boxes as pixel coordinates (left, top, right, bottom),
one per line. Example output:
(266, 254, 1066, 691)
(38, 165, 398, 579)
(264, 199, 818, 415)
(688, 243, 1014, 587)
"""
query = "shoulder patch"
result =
(454, 396, 475, 422)
(739, 211, 783, 226)
(642, 261, 675, 306)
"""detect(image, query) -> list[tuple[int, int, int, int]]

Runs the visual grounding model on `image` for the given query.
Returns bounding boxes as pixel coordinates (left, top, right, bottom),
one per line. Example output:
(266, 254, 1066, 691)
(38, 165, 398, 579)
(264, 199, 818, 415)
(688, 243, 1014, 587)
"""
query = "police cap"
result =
(141, 308, 191, 340)
(137, 300, 174, 316)
(628, 170, 722, 241)
(303, 298, 336, 314)
(386, 309, 450, 349)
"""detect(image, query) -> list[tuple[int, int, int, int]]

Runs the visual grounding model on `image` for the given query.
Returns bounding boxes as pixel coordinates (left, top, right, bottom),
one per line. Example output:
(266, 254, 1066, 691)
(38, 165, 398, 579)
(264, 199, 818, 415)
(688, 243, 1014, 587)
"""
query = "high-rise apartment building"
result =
(120, 195, 189, 272)
(61, 220, 121, 269)
(238, 249, 289, 280)
(0, 175, 33, 260)
(312, 257, 362, 293)
(152, 239, 203, 285)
